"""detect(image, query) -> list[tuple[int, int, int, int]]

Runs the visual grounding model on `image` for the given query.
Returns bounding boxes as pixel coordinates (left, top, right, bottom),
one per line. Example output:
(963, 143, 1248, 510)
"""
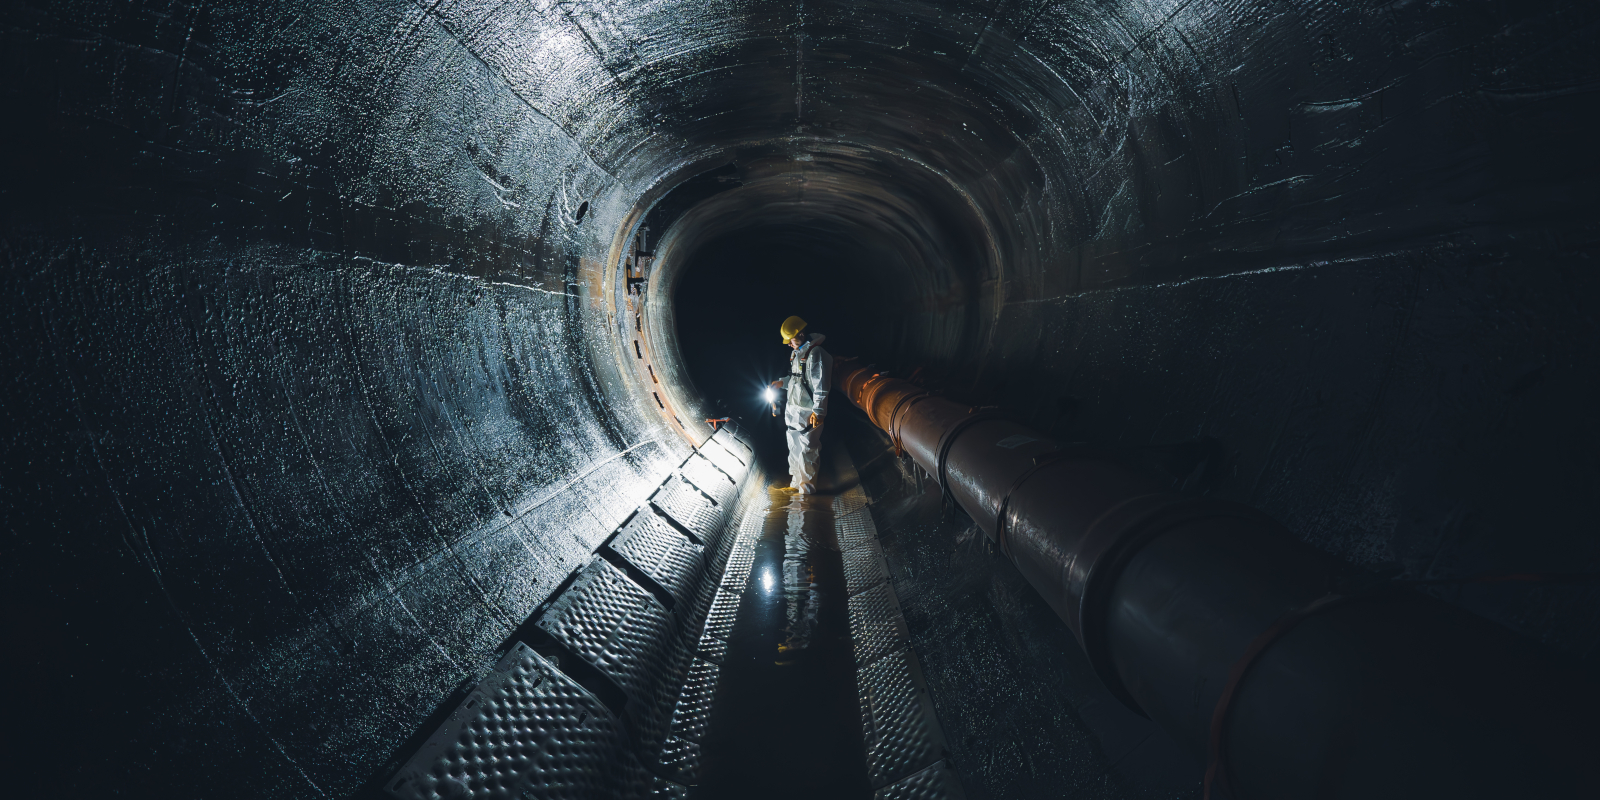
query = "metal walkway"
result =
(381, 433, 964, 799)
(694, 445, 964, 799)
(694, 482, 870, 798)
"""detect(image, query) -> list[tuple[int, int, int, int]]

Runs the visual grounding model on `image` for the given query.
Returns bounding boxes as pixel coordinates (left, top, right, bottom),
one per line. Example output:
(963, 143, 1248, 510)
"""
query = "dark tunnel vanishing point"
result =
(2, 1, 1598, 798)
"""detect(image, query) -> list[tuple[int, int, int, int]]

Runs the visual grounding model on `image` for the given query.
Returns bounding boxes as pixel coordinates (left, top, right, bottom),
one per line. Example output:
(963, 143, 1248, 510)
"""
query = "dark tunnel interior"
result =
(3, 0, 1599, 797)
(673, 225, 880, 427)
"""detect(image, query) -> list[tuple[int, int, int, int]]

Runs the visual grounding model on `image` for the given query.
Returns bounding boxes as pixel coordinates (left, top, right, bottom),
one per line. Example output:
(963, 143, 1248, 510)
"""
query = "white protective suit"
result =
(778, 333, 833, 491)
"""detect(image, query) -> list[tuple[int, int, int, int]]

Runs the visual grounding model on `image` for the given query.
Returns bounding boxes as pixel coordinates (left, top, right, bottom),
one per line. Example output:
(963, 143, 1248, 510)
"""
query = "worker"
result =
(770, 315, 832, 494)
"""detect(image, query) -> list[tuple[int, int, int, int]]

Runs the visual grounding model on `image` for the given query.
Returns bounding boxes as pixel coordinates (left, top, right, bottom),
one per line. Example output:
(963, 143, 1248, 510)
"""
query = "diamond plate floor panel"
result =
(697, 635, 729, 664)
(721, 542, 755, 587)
(652, 776, 690, 800)
(859, 648, 949, 788)
(833, 492, 873, 519)
(847, 581, 911, 666)
(669, 657, 721, 745)
(842, 538, 890, 596)
(874, 760, 967, 800)
(836, 506, 880, 552)
(386, 439, 765, 800)
(645, 486, 769, 788)
(385, 642, 627, 800)
(650, 475, 724, 542)
(679, 452, 737, 505)
(536, 558, 674, 705)
(700, 586, 742, 644)
(708, 430, 752, 464)
(696, 439, 748, 483)
(659, 734, 702, 776)
(834, 476, 963, 794)
(607, 508, 705, 607)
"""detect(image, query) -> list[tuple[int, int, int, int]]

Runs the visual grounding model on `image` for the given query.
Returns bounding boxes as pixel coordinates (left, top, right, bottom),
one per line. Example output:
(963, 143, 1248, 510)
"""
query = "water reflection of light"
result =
(762, 569, 776, 593)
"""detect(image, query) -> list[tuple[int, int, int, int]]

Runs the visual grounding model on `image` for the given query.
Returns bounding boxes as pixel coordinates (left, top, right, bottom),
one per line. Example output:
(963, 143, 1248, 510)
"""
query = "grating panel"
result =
(536, 559, 674, 705)
(385, 642, 625, 800)
(651, 476, 723, 541)
(859, 647, 949, 787)
(842, 538, 889, 596)
(607, 509, 705, 607)
(873, 760, 967, 800)
(679, 453, 737, 505)
(848, 581, 911, 666)
(836, 507, 879, 552)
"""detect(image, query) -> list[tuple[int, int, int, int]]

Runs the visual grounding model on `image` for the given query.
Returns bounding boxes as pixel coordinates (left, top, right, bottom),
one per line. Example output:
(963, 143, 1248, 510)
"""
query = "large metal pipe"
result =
(837, 364, 1598, 799)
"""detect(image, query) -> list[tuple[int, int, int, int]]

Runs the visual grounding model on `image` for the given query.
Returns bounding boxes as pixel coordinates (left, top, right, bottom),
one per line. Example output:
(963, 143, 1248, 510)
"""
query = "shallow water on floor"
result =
(693, 486, 871, 799)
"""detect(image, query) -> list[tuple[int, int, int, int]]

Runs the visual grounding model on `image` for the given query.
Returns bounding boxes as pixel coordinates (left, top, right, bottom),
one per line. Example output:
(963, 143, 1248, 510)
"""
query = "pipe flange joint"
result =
(934, 409, 1006, 503)
(1073, 494, 1286, 718)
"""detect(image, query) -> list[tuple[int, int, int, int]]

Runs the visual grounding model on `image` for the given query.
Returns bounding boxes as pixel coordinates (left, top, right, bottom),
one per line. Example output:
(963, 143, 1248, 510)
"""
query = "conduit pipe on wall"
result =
(837, 364, 1598, 799)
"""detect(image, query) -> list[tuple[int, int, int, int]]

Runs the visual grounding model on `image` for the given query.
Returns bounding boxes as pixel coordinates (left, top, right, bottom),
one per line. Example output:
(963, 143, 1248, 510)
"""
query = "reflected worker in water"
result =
(771, 315, 833, 494)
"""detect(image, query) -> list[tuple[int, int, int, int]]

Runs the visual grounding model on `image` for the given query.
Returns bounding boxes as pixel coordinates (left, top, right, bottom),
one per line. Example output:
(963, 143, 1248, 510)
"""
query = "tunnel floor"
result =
(682, 419, 1205, 798)
(825, 411, 1205, 799)
(695, 475, 872, 799)
(683, 435, 970, 797)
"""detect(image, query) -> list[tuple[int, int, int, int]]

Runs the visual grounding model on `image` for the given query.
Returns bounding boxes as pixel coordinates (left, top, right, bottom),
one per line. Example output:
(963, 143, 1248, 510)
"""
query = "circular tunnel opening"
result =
(673, 223, 884, 424)
(645, 149, 1001, 459)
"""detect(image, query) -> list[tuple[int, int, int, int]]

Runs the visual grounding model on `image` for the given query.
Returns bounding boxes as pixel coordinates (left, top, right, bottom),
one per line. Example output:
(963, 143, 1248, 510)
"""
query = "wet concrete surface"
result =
(695, 469, 872, 799)
(5, 0, 1596, 794)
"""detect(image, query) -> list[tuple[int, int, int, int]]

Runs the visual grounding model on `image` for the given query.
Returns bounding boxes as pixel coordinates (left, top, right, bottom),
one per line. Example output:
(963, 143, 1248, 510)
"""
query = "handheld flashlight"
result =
(763, 385, 777, 416)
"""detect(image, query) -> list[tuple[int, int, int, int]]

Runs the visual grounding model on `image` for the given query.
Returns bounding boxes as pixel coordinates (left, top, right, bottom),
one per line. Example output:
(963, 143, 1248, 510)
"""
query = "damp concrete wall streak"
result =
(1, 2, 675, 796)
(1, 243, 680, 795)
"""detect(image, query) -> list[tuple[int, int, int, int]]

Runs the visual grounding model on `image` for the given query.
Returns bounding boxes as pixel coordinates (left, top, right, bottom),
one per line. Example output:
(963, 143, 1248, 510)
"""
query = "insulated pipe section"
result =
(838, 364, 1599, 799)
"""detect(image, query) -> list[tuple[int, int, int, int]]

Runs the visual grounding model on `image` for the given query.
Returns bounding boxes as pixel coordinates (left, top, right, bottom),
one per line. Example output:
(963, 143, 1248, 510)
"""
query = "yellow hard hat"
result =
(780, 315, 808, 343)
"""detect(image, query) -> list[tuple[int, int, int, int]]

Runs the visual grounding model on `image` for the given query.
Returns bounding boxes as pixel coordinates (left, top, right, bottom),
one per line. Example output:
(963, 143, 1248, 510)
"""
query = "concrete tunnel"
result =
(3, 0, 1598, 797)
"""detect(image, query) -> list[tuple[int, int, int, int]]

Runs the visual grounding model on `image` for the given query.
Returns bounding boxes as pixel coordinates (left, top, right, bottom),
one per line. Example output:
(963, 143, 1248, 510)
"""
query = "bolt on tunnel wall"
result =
(2, 0, 1598, 797)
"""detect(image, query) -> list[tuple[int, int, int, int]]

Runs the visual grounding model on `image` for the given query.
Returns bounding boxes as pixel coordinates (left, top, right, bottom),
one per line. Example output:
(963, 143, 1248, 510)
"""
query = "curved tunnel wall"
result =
(3, 0, 1596, 796)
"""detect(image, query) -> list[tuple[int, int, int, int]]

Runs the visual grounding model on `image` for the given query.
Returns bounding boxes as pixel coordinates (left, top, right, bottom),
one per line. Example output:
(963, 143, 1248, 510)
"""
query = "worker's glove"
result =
(809, 412, 824, 429)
